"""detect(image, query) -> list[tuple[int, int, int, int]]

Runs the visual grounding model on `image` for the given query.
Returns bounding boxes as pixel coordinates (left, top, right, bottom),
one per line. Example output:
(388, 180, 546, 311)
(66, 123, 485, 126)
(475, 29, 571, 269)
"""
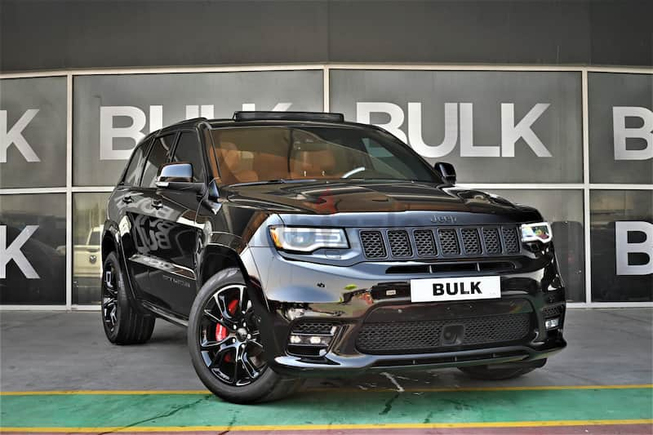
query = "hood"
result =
(222, 180, 540, 223)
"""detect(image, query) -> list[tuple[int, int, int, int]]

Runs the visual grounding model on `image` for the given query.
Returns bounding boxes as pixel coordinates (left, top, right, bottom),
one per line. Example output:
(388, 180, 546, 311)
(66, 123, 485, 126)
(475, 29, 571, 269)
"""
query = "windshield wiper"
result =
(228, 179, 318, 187)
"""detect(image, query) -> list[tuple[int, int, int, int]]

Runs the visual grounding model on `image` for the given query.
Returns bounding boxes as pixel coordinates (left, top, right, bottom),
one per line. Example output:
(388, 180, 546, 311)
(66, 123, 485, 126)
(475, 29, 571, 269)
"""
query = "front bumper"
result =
(274, 342, 565, 376)
(243, 245, 567, 376)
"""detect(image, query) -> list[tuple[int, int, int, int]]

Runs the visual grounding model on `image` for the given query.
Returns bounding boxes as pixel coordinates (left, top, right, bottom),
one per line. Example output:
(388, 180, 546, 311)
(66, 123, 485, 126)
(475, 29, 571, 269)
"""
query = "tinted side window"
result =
(140, 134, 177, 188)
(122, 139, 151, 186)
(172, 131, 205, 182)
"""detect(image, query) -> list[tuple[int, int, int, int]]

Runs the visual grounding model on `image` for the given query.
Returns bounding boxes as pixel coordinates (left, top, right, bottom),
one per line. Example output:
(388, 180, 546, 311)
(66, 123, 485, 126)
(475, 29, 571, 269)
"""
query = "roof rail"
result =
(232, 111, 345, 123)
(161, 117, 208, 130)
(177, 117, 208, 125)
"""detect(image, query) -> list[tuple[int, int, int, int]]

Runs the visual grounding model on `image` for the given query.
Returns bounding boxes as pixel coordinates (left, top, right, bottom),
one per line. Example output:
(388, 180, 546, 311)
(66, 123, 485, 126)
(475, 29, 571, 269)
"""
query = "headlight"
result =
(520, 222, 553, 244)
(269, 226, 349, 252)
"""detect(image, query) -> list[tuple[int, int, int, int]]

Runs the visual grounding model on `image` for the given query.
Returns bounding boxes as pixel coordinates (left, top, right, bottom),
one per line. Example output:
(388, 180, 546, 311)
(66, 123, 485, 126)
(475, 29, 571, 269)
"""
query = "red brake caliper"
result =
(215, 297, 239, 363)
(215, 323, 228, 341)
(228, 298, 239, 316)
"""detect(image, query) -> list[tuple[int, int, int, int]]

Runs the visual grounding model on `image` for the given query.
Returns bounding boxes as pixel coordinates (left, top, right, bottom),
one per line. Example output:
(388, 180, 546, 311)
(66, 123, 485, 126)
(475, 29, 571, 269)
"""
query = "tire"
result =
(188, 267, 302, 404)
(101, 251, 155, 345)
(458, 359, 546, 381)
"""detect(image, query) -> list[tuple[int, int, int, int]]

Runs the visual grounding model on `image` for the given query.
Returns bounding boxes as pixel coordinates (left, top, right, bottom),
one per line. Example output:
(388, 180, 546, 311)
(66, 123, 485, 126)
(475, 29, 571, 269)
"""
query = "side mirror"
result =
(155, 162, 204, 193)
(433, 162, 456, 184)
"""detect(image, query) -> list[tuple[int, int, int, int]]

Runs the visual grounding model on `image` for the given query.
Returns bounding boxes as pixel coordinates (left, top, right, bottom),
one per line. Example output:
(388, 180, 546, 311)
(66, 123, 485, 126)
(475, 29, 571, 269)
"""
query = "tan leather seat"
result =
(215, 142, 258, 184)
(252, 153, 289, 181)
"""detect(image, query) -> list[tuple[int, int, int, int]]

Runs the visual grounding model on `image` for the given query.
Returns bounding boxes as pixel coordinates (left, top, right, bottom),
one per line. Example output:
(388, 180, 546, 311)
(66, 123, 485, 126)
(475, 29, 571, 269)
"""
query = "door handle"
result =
(122, 195, 133, 204)
(151, 199, 163, 209)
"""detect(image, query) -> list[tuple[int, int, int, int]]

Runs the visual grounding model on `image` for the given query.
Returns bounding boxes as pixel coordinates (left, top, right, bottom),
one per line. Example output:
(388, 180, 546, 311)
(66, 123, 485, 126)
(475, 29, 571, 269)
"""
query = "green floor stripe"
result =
(1, 388, 651, 429)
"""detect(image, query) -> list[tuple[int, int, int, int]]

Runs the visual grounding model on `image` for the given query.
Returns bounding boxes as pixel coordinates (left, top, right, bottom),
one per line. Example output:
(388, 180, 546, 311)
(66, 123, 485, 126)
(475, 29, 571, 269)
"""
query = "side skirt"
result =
(141, 300, 188, 327)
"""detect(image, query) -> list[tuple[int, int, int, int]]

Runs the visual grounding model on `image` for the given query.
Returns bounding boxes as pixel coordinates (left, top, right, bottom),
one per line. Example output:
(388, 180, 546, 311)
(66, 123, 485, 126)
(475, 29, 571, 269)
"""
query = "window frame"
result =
(170, 128, 209, 184)
(139, 131, 180, 189)
(118, 136, 154, 187)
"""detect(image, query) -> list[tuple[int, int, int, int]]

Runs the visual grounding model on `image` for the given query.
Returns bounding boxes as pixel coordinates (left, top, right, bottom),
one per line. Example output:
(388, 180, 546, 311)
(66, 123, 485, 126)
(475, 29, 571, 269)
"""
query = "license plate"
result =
(410, 276, 501, 303)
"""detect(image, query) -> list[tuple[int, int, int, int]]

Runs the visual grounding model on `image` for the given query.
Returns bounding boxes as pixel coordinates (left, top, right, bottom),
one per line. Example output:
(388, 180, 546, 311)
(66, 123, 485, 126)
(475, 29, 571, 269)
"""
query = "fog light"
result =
(288, 335, 333, 346)
(545, 317, 560, 330)
(287, 322, 340, 358)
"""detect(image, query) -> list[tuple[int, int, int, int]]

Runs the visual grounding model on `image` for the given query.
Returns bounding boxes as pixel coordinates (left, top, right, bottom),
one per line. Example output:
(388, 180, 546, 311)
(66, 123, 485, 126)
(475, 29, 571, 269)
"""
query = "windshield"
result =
(207, 125, 441, 185)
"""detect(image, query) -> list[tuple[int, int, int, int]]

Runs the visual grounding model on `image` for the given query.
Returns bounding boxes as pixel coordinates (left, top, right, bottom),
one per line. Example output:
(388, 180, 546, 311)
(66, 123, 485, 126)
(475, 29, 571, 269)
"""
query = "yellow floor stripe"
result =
(308, 383, 653, 394)
(1, 419, 652, 433)
(0, 390, 209, 396)
(1, 384, 651, 396)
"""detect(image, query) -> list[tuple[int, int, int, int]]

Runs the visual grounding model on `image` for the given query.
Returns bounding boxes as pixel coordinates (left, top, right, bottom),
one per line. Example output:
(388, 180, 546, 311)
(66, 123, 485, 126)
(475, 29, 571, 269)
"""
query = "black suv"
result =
(101, 111, 566, 403)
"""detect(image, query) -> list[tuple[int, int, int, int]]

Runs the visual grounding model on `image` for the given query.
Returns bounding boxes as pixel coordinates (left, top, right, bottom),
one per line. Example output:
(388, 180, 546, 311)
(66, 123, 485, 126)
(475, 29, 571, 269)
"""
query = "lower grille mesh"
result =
(291, 321, 336, 335)
(356, 313, 531, 354)
(542, 305, 565, 319)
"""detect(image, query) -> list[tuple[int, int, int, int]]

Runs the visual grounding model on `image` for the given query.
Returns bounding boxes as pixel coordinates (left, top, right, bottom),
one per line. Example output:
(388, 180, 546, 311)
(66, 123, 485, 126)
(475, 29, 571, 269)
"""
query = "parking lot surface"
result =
(1, 309, 651, 433)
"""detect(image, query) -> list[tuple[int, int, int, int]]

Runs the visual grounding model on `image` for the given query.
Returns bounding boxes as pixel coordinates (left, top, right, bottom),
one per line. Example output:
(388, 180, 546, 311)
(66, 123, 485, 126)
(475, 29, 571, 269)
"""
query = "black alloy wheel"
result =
(100, 251, 155, 345)
(101, 261, 119, 333)
(188, 268, 302, 403)
(198, 284, 267, 386)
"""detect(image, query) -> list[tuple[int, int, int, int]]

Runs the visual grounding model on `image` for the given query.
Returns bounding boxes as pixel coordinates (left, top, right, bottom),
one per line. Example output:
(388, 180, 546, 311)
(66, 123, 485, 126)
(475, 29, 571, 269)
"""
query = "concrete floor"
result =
(2, 308, 652, 392)
(1, 309, 652, 433)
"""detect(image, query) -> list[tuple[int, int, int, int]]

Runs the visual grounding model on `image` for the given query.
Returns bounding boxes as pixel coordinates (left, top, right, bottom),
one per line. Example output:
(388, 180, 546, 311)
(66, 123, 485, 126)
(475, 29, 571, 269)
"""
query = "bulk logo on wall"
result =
(99, 103, 291, 160)
(360, 102, 552, 158)
(3, 221, 646, 280)
(0, 225, 39, 279)
(0, 109, 41, 162)
(2, 105, 651, 163)
(358, 103, 653, 160)
(612, 107, 653, 160)
(616, 222, 653, 276)
(1, 103, 651, 280)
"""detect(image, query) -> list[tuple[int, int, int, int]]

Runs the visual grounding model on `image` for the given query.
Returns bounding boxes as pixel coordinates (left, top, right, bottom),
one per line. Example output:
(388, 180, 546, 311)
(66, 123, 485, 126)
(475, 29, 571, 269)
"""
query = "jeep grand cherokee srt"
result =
(100, 111, 566, 403)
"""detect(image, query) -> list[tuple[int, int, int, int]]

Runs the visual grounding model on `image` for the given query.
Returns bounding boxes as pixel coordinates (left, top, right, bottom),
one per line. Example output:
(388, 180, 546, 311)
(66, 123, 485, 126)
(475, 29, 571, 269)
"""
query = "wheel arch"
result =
(198, 243, 269, 315)
(101, 221, 145, 311)
(101, 222, 119, 262)
(198, 244, 252, 288)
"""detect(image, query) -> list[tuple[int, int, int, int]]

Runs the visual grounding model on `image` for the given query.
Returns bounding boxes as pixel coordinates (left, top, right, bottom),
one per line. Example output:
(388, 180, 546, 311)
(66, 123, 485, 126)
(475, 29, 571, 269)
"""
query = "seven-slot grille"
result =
(359, 226, 521, 260)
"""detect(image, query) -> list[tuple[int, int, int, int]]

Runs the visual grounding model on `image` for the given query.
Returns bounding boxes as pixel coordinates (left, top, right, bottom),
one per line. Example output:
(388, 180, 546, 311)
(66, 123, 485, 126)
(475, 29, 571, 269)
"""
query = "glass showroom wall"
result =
(0, 66, 651, 308)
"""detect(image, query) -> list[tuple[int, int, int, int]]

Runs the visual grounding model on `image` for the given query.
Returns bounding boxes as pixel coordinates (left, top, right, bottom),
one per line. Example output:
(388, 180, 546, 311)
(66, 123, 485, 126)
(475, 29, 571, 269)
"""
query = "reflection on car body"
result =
(100, 111, 566, 404)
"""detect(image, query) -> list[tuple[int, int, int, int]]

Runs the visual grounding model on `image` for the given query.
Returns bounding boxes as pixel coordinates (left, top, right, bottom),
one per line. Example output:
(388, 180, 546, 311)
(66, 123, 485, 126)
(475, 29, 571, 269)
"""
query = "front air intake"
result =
(356, 313, 532, 355)
(287, 321, 339, 358)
